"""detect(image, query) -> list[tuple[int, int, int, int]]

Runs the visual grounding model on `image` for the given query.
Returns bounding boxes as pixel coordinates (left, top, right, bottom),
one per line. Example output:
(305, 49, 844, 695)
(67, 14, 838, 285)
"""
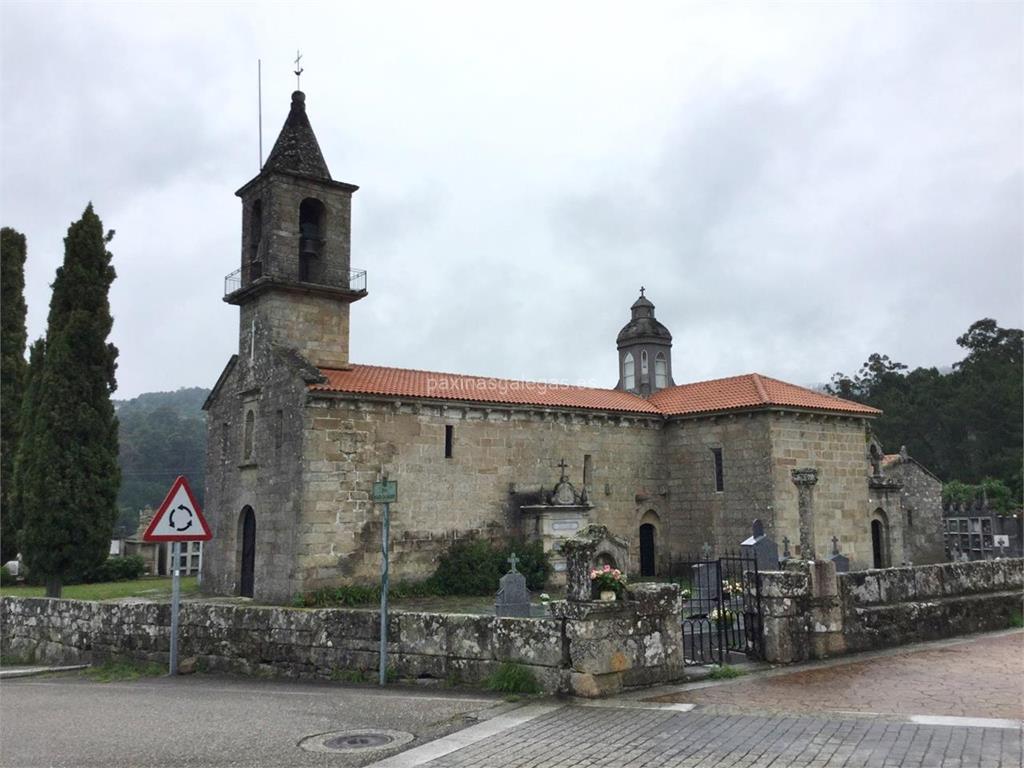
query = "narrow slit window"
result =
(711, 447, 724, 492)
(444, 425, 454, 459)
(583, 454, 593, 489)
(641, 349, 648, 375)
(243, 410, 255, 461)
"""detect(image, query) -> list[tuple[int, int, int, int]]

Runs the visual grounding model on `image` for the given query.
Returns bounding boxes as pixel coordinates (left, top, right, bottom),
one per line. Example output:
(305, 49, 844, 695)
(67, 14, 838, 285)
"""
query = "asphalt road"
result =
(0, 674, 504, 768)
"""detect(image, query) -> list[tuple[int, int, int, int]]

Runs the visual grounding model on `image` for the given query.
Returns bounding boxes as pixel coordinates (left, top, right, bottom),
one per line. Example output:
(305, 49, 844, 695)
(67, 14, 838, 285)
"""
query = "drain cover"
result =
(299, 729, 414, 754)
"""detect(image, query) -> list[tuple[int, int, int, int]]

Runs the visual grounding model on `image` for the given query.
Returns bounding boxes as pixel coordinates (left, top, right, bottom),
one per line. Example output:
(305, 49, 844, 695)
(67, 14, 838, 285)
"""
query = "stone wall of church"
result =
(662, 414, 775, 557)
(202, 350, 312, 604)
(885, 459, 945, 565)
(296, 395, 667, 591)
(768, 414, 875, 569)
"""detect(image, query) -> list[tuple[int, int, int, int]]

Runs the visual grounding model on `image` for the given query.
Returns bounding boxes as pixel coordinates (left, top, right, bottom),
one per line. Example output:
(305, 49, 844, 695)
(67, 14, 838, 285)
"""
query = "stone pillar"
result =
(791, 468, 819, 561)
(561, 537, 598, 602)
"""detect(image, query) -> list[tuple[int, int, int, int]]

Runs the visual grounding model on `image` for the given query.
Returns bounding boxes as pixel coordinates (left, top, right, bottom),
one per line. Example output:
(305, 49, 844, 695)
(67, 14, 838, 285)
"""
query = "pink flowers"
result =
(590, 565, 626, 594)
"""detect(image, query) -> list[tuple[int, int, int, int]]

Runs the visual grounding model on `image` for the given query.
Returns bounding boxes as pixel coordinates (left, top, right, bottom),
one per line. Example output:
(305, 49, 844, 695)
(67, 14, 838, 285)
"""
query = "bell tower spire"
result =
(224, 88, 366, 371)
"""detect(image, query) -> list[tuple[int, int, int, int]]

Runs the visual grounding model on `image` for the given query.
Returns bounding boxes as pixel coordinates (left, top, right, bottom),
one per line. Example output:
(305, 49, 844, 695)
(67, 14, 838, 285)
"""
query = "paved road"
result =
(0, 675, 503, 768)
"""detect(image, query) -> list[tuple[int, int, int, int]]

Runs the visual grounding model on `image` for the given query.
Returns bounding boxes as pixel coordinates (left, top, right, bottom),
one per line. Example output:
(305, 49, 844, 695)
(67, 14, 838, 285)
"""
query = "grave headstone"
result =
(494, 553, 531, 617)
(740, 518, 780, 571)
(691, 560, 721, 615)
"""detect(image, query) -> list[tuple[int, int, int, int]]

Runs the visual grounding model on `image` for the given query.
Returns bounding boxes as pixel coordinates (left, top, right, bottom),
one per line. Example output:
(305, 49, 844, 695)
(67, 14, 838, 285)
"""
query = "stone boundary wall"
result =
(758, 558, 1023, 663)
(0, 584, 682, 698)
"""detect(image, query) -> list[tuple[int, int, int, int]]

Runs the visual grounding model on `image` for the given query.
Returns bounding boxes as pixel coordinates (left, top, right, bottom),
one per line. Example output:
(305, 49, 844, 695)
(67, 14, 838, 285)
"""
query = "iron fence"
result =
(674, 550, 764, 666)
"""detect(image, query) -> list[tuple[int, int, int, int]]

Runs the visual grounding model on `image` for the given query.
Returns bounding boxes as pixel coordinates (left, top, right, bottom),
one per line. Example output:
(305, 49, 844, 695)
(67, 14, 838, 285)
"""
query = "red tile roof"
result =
(648, 373, 881, 417)
(312, 365, 880, 418)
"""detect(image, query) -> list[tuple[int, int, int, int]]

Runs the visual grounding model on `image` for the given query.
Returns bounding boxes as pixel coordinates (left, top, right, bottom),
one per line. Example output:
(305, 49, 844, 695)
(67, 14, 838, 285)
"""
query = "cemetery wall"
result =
(0, 583, 683, 697)
(298, 395, 667, 589)
(758, 558, 1024, 663)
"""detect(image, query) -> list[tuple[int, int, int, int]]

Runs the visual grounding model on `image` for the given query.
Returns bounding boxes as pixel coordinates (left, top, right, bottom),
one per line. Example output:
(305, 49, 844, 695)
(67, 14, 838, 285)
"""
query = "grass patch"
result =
(1009, 609, 1023, 629)
(0, 576, 198, 602)
(85, 659, 165, 682)
(707, 664, 744, 680)
(484, 662, 540, 695)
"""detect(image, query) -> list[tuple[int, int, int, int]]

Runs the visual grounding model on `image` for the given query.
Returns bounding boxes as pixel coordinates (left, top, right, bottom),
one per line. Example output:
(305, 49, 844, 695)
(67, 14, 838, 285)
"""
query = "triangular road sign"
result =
(143, 476, 212, 542)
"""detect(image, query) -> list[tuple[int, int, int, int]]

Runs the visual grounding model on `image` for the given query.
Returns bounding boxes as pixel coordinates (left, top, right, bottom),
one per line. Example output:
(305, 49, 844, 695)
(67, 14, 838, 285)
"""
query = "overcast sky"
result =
(2, 2, 1021, 399)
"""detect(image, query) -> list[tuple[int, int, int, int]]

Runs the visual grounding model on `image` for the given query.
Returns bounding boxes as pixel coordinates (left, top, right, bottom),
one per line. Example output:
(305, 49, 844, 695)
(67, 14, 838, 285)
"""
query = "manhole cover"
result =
(298, 729, 414, 754)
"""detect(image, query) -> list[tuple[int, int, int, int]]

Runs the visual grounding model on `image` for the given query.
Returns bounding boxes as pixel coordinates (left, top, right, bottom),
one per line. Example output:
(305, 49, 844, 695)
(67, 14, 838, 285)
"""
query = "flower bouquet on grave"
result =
(721, 579, 744, 599)
(590, 565, 626, 601)
(710, 607, 735, 627)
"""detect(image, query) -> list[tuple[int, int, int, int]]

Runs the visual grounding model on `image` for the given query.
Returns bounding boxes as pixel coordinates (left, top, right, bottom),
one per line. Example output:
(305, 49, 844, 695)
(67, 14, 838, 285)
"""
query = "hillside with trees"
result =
(827, 318, 1023, 509)
(114, 387, 209, 536)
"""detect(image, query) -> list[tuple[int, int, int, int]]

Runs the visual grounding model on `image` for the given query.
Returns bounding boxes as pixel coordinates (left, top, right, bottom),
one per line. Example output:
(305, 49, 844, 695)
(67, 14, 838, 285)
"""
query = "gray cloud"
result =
(1, 2, 1020, 398)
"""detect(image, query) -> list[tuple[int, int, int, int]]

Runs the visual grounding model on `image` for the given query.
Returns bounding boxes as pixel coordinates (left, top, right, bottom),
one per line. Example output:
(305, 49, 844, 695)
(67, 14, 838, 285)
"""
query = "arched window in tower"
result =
(655, 352, 667, 389)
(640, 349, 648, 376)
(298, 198, 326, 282)
(623, 353, 635, 390)
(249, 200, 263, 279)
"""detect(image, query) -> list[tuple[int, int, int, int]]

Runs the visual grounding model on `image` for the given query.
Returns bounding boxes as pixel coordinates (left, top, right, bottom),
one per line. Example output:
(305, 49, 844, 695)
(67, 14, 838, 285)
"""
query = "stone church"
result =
(201, 91, 943, 603)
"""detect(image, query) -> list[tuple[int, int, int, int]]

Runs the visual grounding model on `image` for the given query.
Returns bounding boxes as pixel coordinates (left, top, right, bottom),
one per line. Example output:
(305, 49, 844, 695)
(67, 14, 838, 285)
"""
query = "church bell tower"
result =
(615, 289, 674, 397)
(224, 90, 366, 370)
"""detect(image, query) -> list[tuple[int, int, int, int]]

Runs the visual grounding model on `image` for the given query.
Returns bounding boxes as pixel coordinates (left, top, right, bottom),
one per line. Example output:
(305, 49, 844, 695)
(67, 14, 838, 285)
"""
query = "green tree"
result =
(18, 205, 120, 597)
(0, 227, 28, 562)
(827, 319, 1023, 505)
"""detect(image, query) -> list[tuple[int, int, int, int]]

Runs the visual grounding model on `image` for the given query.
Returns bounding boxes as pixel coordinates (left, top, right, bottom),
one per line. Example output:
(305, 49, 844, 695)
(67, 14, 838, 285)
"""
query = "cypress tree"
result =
(19, 205, 120, 597)
(1, 227, 28, 563)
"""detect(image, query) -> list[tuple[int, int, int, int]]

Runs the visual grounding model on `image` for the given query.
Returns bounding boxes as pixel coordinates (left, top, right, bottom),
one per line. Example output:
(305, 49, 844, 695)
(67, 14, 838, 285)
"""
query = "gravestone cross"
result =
(831, 536, 840, 556)
(701, 542, 713, 560)
(495, 555, 531, 618)
(782, 536, 791, 559)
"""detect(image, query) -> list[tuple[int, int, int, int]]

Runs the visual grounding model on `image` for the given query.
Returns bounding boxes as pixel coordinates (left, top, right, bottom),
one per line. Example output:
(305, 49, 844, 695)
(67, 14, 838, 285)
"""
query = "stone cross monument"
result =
(790, 467, 819, 561)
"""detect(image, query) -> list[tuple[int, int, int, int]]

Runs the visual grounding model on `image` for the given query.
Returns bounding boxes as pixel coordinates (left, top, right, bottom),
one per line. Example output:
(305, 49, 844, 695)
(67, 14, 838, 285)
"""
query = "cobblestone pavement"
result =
(649, 632, 1024, 719)
(417, 706, 1022, 768)
(378, 632, 1023, 768)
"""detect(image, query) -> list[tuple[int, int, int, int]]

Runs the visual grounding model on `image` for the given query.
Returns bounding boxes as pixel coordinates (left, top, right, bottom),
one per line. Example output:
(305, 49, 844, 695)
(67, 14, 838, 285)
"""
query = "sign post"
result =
(143, 476, 212, 676)
(372, 477, 397, 686)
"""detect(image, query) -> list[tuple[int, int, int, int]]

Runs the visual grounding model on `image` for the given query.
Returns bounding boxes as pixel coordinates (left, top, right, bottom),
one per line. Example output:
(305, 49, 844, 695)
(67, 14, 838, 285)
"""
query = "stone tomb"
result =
(520, 460, 594, 584)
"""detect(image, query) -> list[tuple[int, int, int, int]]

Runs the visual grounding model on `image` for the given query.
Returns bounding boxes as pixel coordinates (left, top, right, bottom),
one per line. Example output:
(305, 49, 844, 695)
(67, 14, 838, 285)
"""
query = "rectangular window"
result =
(444, 424, 454, 459)
(711, 448, 724, 492)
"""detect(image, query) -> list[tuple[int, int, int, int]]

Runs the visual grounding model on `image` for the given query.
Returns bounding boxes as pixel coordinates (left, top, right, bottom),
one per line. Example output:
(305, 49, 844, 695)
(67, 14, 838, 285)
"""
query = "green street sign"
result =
(372, 480, 398, 503)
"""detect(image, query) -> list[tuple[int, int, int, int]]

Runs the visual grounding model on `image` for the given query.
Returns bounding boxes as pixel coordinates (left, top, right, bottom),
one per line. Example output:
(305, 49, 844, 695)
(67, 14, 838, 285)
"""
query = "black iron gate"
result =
(673, 551, 763, 665)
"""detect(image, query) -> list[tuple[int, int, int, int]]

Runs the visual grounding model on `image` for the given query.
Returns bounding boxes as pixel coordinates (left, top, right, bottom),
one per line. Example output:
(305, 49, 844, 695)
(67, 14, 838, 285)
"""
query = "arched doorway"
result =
(871, 509, 889, 568)
(638, 509, 661, 578)
(639, 524, 656, 577)
(239, 506, 256, 598)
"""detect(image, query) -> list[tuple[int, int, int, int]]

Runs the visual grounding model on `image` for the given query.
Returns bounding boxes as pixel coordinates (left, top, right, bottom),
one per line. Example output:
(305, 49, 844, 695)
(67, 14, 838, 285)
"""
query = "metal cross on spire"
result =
(294, 50, 304, 90)
(640, 286, 645, 297)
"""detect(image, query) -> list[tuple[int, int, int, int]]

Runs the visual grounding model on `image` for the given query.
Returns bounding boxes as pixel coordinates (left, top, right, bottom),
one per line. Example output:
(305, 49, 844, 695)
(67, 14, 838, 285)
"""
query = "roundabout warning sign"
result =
(142, 476, 212, 542)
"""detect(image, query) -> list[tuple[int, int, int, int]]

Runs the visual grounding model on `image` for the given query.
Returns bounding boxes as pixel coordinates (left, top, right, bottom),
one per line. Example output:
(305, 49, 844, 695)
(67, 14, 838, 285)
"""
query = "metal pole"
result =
(169, 541, 181, 676)
(378, 502, 390, 685)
